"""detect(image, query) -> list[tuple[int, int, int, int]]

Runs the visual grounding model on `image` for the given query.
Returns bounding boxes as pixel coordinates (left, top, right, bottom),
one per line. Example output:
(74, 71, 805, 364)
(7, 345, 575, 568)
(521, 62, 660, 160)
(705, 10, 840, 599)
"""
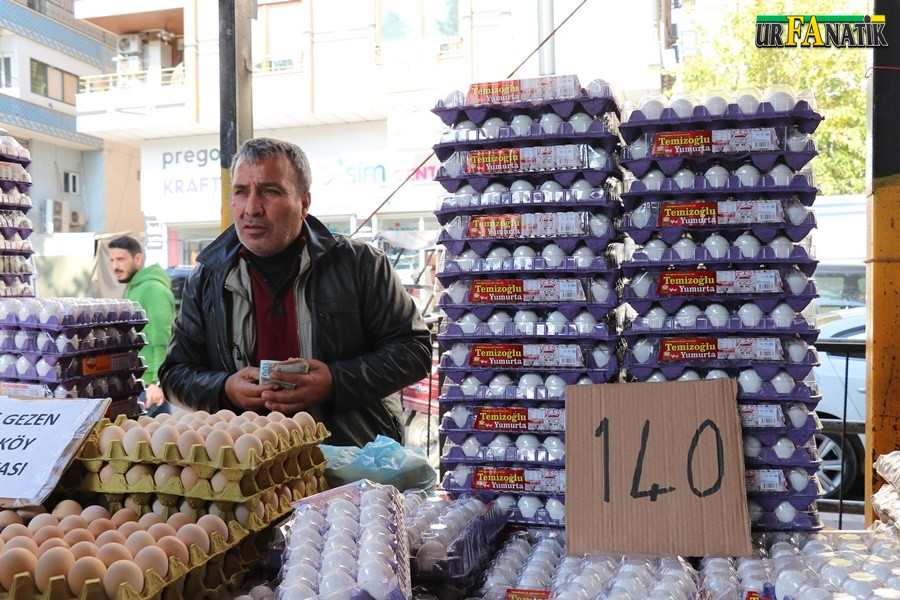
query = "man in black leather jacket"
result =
(158, 137, 432, 447)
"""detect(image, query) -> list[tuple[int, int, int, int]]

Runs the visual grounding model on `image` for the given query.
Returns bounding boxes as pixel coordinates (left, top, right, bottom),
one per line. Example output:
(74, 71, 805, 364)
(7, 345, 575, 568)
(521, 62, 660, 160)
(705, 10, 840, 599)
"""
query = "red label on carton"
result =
(467, 80, 523, 105)
(470, 280, 525, 303)
(745, 593, 760, 600)
(651, 130, 713, 156)
(658, 201, 718, 226)
(505, 590, 551, 600)
(469, 344, 525, 368)
(82, 352, 132, 376)
(659, 338, 719, 361)
(657, 271, 718, 295)
(472, 467, 526, 491)
(467, 214, 522, 238)
(475, 408, 529, 431)
(466, 148, 522, 174)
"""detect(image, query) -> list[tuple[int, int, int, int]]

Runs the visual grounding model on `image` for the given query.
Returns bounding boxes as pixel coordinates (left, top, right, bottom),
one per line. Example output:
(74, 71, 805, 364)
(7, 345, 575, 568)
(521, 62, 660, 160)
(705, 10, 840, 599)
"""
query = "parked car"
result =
(165, 265, 196, 314)
(814, 263, 866, 314)
(814, 307, 866, 498)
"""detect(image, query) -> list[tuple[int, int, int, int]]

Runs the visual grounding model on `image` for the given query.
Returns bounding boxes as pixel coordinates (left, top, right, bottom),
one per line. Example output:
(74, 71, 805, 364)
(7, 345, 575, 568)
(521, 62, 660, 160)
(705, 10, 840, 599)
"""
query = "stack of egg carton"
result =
(617, 86, 825, 532)
(431, 75, 624, 527)
(0, 135, 35, 297)
(0, 297, 148, 418)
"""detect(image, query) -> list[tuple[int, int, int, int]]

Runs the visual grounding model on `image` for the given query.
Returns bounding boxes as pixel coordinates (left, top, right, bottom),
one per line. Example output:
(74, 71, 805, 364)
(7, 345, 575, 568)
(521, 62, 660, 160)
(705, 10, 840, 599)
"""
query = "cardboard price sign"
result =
(566, 379, 751, 556)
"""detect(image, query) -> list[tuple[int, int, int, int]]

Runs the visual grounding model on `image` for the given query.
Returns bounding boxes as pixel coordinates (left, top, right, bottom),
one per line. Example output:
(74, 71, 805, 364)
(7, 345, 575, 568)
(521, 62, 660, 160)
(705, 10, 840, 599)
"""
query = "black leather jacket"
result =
(158, 215, 432, 447)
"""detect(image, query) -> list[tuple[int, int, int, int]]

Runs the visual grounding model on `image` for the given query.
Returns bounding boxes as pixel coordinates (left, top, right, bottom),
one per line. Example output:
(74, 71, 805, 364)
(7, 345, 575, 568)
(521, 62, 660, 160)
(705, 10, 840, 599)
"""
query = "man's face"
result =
(232, 154, 310, 257)
(110, 248, 141, 283)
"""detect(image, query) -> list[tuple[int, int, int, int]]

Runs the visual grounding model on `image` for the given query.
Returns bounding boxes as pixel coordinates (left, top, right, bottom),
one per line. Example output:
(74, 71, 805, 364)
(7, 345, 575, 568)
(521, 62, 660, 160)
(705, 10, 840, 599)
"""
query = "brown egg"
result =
(143, 421, 162, 435)
(58, 515, 89, 534)
(268, 410, 287, 421)
(0, 510, 23, 529)
(87, 518, 115, 538)
(0, 547, 37, 591)
(178, 412, 196, 423)
(174, 422, 192, 434)
(67, 556, 106, 596)
(196, 515, 228, 542)
(123, 495, 139, 512)
(306, 476, 318, 494)
(166, 513, 192, 530)
(33, 525, 65, 546)
(253, 426, 277, 447)
(36, 537, 69, 558)
(188, 419, 206, 430)
(27, 513, 59, 533)
(225, 425, 245, 440)
(294, 411, 316, 434)
(137, 513, 164, 529)
(95, 530, 127, 547)
(216, 409, 237, 421)
(146, 523, 177, 541)
(155, 413, 173, 423)
(203, 429, 234, 462)
(119, 420, 141, 431)
(156, 535, 189, 565)
(70, 540, 99, 560)
(196, 426, 214, 441)
(242, 410, 259, 420)
(98, 464, 117, 485)
(124, 464, 153, 486)
(121, 427, 151, 457)
(252, 416, 269, 428)
(1, 523, 31, 542)
(1, 535, 38, 555)
(267, 420, 289, 441)
(98, 426, 126, 454)
(290, 478, 306, 497)
(280, 418, 300, 433)
(211, 421, 230, 432)
(152, 464, 181, 488)
(50, 500, 83, 520)
(234, 503, 264, 527)
(176, 523, 210, 554)
(63, 528, 95, 547)
(80, 506, 110, 522)
(103, 559, 144, 598)
(34, 546, 75, 592)
(207, 471, 227, 493)
(229, 416, 248, 427)
(117, 522, 143, 538)
(205, 413, 225, 425)
(134, 545, 169, 578)
(136, 416, 155, 427)
(150, 425, 179, 458)
(239, 422, 258, 434)
(95, 542, 132, 567)
(124, 531, 155, 558)
(233, 434, 264, 463)
(180, 466, 199, 491)
(176, 430, 205, 459)
(193, 410, 210, 420)
(110, 508, 139, 528)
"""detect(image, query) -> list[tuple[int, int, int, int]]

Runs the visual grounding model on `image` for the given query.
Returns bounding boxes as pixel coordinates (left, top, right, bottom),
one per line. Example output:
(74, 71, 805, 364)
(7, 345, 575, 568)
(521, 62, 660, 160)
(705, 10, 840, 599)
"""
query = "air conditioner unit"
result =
(118, 35, 143, 55)
(69, 209, 86, 229)
(116, 56, 143, 75)
(44, 198, 70, 234)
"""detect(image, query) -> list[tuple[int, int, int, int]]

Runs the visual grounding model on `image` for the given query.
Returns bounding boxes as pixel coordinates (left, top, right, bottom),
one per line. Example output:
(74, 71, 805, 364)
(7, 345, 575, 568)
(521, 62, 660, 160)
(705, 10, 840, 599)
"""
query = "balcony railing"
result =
(78, 66, 184, 93)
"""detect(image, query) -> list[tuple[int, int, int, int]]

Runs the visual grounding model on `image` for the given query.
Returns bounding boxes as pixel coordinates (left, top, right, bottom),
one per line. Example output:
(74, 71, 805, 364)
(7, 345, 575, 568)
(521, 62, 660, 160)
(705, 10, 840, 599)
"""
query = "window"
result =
(64, 171, 80, 195)
(30, 59, 78, 104)
(252, 2, 305, 73)
(0, 57, 11, 88)
(376, 0, 461, 56)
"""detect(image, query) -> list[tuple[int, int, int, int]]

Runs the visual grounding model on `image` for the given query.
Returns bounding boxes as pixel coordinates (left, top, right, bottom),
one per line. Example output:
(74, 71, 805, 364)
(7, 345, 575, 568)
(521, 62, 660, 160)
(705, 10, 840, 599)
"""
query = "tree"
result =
(675, 0, 867, 195)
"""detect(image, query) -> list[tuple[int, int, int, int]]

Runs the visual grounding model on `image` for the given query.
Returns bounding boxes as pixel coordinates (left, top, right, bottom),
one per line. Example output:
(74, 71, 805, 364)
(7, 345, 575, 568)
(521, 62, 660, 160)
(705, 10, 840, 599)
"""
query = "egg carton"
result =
(435, 182, 621, 224)
(746, 466, 824, 496)
(0, 136, 31, 166)
(740, 407, 821, 444)
(440, 426, 566, 446)
(435, 164, 623, 195)
(744, 440, 822, 470)
(408, 497, 508, 581)
(439, 382, 567, 405)
(628, 363, 815, 391)
(441, 440, 565, 468)
(279, 479, 411, 600)
(0, 298, 148, 330)
(0, 518, 249, 600)
(0, 178, 31, 195)
(106, 396, 142, 420)
(441, 365, 618, 386)
(623, 313, 818, 345)
(0, 241, 35, 258)
(624, 247, 817, 278)
(0, 328, 147, 355)
(78, 418, 330, 479)
(439, 316, 620, 343)
(441, 275, 613, 305)
(440, 144, 613, 178)
(440, 348, 619, 380)
(432, 88, 621, 127)
(751, 507, 823, 531)
(747, 488, 823, 514)
(0, 281, 33, 298)
(458, 492, 566, 528)
(0, 351, 147, 385)
(440, 464, 565, 495)
(49, 374, 146, 400)
(440, 405, 565, 433)
(437, 250, 621, 283)
(625, 335, 818, 370)
(0, 191, 32, 213)
(621, 172, 819, 208)
(621, 148, 817, 182)
(440, 298, 619, 322)
(620, 98, 822, 140)
(439, 231, 619, 261)
(624, 277, 819, 315)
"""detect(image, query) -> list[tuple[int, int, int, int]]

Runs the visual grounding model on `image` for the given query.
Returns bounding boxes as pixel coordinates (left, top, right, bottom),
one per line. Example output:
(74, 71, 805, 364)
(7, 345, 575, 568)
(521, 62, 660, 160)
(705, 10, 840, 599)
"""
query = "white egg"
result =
(572, 245, 595, 268)
(486, 311, 511, 334)
(494, 495, 516, 512)
(771, 370, 796, 393)
(701, 234, 729, 260)
(670, 97, 695, 119)
(488, 434, 511, 458)
(573, 310, 597, 328)
(509, 179, 534, 194)
(672, 237, 697, 260)
(629, 272, 654, 298)
(517, 496, 542, 518)
(318, 570, 356, 597)
(457, 249, 479, 271)
(460, 375, 480, 395)
(544, 435, 565, 460)
(770, 302, 797, 327)
(518, 373, 543, 393)
(704, 94, 729, 116)
(482, 116, 506, 138)
(768, 164, 794, 186)
(516, 434, 540, 450)
(450, 405, 472, 428)
(38, 299, 63, 324)
(787, 129, 809, 152)
(569, 178, 594, 201)
(788, 468, 809, 492)
(784, 269, 809, 294)
(641, 238, 667, 262)
(576, 375, 593, 385)
(738, 369, 763, 393)
(544, 375, 566, 397)
(785, 403, 808, 428)
(629, 138, 650, 159)
(645, 370, 667, 383)
(675, 304, 701, 327)
(645, 306, 668, 329)
(488, 374, 513, 396)
(545, 310, 568, 334)
(734, 233, 761, 258)
(785, 339, 808, 363)
(735, 164, 761, 187)
(568, 112, 594, 133)
(590, 278, 611, 303)
(738, 302, 764, 326)
(705, 369, 730, 380)
(704, 165, 730, 187)
(455, 119, 476, 131)
(513, 244, 537, 259)
(736, 91, 761, 114)
(768, 236, 794, 259)
(515, 310, 539, 326)
(631, 338, 654, 364)
(704, 304, 730, 327)
(641, 169, 666, 191)
(457, 311, 481, 334)
(589, 214, 611, 237)
(539, 180, 563, 194)
(743, 435, 762, 458)
(768, 90, 796, 112)
(510, 114, 534, 136)
(630, 203, 653, 229)
(776, 569, 810, 599)
(544, 498, 565, 520)
(446, 281, 469, 304)
(486, 246, 511, 269)
(784, 198, 808, 225)
(673, 168, 696, 189)
(774, 501, 798, 523)
(677, 369, 700, 381)
(14, 354, 31, 376)
(773, 436, 796, 459)
(540, 243, 565, 268)
(35, 358, 53, 377)
(539, 112, 563, 134)
(447, 343, 469, 366)
(592, 344, 612, 368)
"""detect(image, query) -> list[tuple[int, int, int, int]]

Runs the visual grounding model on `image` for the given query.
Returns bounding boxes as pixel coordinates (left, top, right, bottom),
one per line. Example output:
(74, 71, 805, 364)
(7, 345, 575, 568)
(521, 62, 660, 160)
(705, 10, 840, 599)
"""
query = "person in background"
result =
(159, 137, 432, 447)
(109, 236, 176, 416)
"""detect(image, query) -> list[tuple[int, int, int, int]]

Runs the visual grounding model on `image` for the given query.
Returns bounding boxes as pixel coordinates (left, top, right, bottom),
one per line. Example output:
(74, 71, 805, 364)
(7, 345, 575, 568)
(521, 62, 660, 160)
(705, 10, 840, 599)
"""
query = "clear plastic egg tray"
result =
(439, 342, 619, 383)
(437, 246, 620, 282)
(479, 530, 702, 600)
(435, 181, 621, 223)
(0, 298, 147, 332)
(0, 325, 147, 354)
(404, 494, 507, 582)
(874, 452, 900, 492)
(440, 404, 564, 434)
(277, 479, 411, 600)
(873, 484, 900, 529)
(746, 466, 823, 499)
(439, 377, 568, 404)
(740, 404, 820, 443)
(0, 348, 145, 385)
(440, 292, 619, 327)
(622, 240, 817, 277)
(440, 464, 564, 496)
(439, 312, 619, 343)
(621, 171, 818, 208)
(435, 165, 623, 195)
(623, 305, 819, 343)
(441, 433, 565, 468)
(439, 210, 617, 251)
(0, 162, 32, 193)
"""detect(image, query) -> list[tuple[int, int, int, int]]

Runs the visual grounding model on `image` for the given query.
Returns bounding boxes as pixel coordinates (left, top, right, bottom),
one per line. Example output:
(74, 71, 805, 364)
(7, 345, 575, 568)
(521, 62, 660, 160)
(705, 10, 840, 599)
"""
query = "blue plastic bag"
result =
(320, 435, 438, 492)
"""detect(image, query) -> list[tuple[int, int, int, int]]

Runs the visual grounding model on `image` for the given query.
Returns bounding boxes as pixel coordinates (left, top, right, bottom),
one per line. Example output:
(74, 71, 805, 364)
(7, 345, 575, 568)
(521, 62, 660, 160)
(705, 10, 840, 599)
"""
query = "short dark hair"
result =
(230, 137, 312, 194)
(109, 236, 142, 257)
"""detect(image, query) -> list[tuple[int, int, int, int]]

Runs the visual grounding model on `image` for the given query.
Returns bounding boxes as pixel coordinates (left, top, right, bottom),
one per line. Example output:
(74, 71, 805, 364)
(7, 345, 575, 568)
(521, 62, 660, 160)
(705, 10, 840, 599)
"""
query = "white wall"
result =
(28, 140, 87, 231)
(14, 37, 102, 116)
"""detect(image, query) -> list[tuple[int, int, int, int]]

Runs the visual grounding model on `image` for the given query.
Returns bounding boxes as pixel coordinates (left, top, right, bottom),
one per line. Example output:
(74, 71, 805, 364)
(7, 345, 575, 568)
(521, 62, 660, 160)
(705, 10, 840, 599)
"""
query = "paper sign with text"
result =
(565, 379, 751, 556)
(0, 396, 109, 507)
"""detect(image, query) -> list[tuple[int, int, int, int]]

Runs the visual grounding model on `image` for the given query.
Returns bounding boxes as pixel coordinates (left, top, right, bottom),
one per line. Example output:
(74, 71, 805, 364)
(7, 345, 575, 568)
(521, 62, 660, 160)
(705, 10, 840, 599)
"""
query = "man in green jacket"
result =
(109, 236, 176, 416)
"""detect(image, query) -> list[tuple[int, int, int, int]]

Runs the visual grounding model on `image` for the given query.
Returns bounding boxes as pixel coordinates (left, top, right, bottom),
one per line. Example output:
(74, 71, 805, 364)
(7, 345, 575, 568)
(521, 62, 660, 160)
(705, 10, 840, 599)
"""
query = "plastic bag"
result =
(320, 435, 438, 491)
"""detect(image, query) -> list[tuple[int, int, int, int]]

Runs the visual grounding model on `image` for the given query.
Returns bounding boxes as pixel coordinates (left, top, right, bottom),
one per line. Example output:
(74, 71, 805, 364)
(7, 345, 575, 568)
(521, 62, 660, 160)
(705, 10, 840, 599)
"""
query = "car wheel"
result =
(814, 432, 862, 499)
(405, 411, 440, 468)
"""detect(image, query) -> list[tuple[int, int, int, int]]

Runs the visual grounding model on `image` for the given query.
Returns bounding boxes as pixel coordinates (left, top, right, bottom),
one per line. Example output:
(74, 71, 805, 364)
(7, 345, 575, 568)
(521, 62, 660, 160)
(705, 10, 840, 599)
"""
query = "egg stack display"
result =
(70, 409, 329, 534)
(0, 297, 148, 418)
(0, 135, 36, 298)
(618, 86, 825, 532)
(431, 75, 623, 528)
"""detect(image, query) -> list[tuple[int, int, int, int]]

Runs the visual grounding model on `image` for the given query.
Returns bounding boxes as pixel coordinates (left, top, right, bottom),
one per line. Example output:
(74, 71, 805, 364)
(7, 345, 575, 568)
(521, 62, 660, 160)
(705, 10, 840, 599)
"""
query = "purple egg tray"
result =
(441, 445, 565, 468)
(441, 429, 566, 447)
(437, 254, 620, 283)
(435, 187, 621, 225)
(441, 356, 618, 380)
(0, 244, 35, 258)
(432, 94, 621, 127)
(439, 383, 566, 405)
(622, 247, 817, 277)
(0, 333, 145, 358)
(619, 101, 823, 143)
(0, 273, 31, 286)
(749, 492, 821, 514)
(626, 356, 817, 382)
(440, 407, 565, 434)
(440, 300, 618, 322)
(435, 165, 622, 193)
(621, 215, 816, 246)
(446, 491, 566, 528)
(0, 225, 32, 241)
(742, 414, 820, 447)
(0, 200, 32, 214)
(439, 317, 619, 344)
(0, 180, 31, 194)
(56, 375, 145, 400)
(433, 122, 620, 161)
(745, 444, 822, 470)
(623, 314, 818, 344)
(0, 350, 145, 384)
(621, 174, 818, 207)
(440, 467, 565, 496)
(623, 284, 819, 315)
(7, 314, 148, 333)
(438, 229, 618, 257)
(738, 390, 821, 412)
(621, 148, 816, 179)
(0, 151, 31, 167)
(751, 509, 823, 532)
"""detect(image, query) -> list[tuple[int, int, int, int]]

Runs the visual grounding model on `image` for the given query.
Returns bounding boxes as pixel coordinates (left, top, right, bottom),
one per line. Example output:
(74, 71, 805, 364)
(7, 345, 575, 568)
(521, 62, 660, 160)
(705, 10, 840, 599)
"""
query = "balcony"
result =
(73, 0, 184, 36)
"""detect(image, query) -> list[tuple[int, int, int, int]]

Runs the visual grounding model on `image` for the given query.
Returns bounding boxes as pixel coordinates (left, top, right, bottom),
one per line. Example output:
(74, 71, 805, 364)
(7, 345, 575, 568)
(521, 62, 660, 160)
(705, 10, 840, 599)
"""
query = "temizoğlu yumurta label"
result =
(650, 128, 780, 157)
(469, 279, 586, 303)
(658, 337, 783, 361)
(656, 200, 784, 227)
(657, 270, 782, 295)
(474, 407, 565, 431)
(470, 466, 565, 493)
(468, 344, 584, 368)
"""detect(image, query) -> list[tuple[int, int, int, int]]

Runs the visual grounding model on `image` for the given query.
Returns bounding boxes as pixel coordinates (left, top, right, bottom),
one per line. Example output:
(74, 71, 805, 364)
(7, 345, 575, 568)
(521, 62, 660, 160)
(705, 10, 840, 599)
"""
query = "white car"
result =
(814, 307, 866, 498)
